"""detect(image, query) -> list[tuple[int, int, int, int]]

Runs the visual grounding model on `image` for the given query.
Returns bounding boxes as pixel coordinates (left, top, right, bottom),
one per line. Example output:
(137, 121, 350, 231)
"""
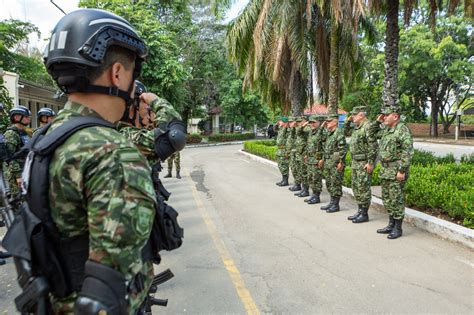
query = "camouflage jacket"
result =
(306, 127, 326, 164)
(373, 121, 413, 174)
(323, 128, 347, 166)
(151, 97, 181, 125)
(344, 119, 378, 165)
(47, 101, 156, 314)
(294, 126, 308, 155)
(286, 127, 296, 153)
(3, 125, 30, 179)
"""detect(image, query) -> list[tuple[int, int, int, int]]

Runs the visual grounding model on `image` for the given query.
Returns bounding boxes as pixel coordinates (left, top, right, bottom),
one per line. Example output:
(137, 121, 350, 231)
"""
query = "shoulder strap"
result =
(33, 116, 115, 156)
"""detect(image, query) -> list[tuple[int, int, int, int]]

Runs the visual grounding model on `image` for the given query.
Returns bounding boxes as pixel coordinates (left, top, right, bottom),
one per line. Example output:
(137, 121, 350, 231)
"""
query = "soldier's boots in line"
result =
(352, 207, 369, 223)
(295, 184, 309, 197)
(276, 175, 289, 187)
(377, 216, 403, 239)
(288, 184, 301, 192)
(304, 192, 321, 204)
(326, 198, 340, 213)
(164, 171, 181, 179)
(320, 198, 334, 211)
(387, 219, 403, 239)
(347, 206, 361, 220)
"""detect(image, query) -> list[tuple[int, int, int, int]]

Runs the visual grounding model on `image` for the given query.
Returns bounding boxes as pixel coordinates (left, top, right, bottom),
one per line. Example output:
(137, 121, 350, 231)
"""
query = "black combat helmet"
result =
(43, 9, 148, 103)
(9, 105, 31, 118)
(37, 107, 56, 118)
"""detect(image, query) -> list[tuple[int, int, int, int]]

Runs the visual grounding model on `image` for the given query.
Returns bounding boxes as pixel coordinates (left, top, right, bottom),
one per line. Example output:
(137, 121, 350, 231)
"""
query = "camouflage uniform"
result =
(2, 126, 30, 198)
(48, 101, 156, 314)
(300, 124, 312, 187)
(167, 152, 181, 172)
(294, 121, 308, 185)
(373, 116, 413, 220)
(287, 125, 299, 188)
(276, 126, 289, 177)
(344, 116, 378, 209)
(323, 120, 347, 200)
(306, 119, 326, 196)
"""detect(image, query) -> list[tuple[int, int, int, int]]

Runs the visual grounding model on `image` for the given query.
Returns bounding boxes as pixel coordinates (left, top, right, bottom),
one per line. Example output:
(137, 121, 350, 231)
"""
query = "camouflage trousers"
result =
(289, 151, 300, 184)
(276, 150, 290, 176)
(3, 165, 20, 199)
(167, 152, 181, 171)
(307, 163, 323, 193)
(294, 156, 305, 184)
(300, 162, 309, 185)
(324, 162, 344, 198)
(381, 178, 406, 220)
(351, 160, 372, 208)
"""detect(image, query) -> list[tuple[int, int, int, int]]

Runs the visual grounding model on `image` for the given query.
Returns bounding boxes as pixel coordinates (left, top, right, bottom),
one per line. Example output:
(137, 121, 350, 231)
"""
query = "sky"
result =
(0, 0, 249, 51)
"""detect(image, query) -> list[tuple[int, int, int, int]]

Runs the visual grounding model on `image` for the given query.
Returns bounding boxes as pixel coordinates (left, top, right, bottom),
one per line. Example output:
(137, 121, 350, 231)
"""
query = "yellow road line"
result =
(185, 170, 260, 315)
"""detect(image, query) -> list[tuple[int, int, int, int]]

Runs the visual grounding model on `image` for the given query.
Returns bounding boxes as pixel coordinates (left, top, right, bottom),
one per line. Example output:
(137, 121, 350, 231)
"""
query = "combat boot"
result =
(289, 184, 301, 192)
(347, 205, 362, 220)
(0, 258, 5, 266)
(320, 198, 333, 211)
(326, 197, 340, 213)
(276, 176, 284, 186)
(307, 192, 321, 205)
(352, 207, 369, 223)
(279, 175, 289, 187)
(164, 170, 172, 178)
(377, 216, 395, 234)
(296, 184, 309, 197)
(176, 171, 181, 179)
(387, 219, 403, 239)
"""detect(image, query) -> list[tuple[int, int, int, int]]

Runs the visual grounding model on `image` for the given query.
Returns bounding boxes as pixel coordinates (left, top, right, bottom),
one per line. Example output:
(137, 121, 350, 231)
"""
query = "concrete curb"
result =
(186, 141, 244, 149)
(238, 149, 474, 249)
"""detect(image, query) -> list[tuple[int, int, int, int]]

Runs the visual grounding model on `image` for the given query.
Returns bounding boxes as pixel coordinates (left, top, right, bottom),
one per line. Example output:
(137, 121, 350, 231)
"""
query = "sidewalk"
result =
(414, 137, 474, 146)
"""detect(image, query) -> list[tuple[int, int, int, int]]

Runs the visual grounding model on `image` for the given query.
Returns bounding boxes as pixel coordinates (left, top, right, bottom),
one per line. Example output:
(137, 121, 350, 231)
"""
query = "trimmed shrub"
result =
(244, 140, 277, 161)
(461, 153, 474, 165)
(186, 133, 203, 144)
(208, 133, 255, 142)
(412, 149, 455, 166)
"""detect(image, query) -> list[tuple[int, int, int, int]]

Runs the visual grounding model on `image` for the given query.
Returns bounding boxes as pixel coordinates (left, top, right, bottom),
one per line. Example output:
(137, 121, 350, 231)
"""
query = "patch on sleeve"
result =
(118, 147, 143, 163)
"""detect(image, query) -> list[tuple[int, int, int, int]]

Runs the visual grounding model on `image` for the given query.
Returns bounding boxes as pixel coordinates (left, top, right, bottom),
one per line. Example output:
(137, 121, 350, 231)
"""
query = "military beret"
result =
(381, 106, 399, 115)
(325, 114, 339, 121)
(351, 106, 368, 114)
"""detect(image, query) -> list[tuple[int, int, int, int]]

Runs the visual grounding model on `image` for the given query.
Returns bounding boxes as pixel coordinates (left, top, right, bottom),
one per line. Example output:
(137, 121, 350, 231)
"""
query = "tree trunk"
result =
(430, 92, 439, 137)
(289, 67, 306, 116)
(383, 0, 400, 108)
(327, 21, 340, 114)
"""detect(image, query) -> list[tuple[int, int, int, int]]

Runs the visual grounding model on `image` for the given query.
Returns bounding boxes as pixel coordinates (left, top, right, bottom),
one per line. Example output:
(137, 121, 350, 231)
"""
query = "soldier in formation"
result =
(275, 117, 290, 186)
(303, 115, 326, 204)
(344, 106, 378, 223)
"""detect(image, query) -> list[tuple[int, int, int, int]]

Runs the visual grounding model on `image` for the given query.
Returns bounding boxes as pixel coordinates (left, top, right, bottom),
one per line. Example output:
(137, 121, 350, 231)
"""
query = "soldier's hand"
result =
(364, 163, 374, 174)
(139, 92, 159, 105)
(336, 162, 344, 172)
(318, 160, 324, 168)
(396, 171, 406, 182)
(376, 114, 384, 123)
(16, 178, 22, 188)
(347, 115, 353, 122)
(321, 121, 327, 128)
(304, 156, 308, 163)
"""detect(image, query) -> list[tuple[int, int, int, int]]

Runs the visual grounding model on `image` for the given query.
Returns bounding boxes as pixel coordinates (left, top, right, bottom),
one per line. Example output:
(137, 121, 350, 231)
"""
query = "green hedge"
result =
(244, 140, 474, 228)
(186, 133, 203, 144)
(208, 133, 255, 142)
(244, 140, 277, 161)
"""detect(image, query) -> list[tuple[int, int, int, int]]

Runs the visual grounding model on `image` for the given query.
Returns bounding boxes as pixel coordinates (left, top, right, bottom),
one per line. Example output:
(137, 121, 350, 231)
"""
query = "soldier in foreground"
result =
(6, 9, 163, 314)
(319, 114, 347, 213)
(373, 106, 413, 239)
(344, 106, 378, 223)
(304, 115, 326, 205)
(275, 116, 290, 186)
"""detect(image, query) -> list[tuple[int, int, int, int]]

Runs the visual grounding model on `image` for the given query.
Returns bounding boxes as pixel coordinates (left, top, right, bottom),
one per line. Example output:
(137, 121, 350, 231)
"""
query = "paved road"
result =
(413, 141, 473, 160)
(1, 144, 473, 314)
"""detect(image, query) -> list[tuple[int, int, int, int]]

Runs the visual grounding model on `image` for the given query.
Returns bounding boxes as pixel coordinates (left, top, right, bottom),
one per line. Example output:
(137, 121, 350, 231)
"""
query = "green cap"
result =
(288, 116, 295, 122)
(351, 106, 368, 114)
(325, 114, 339, 121)
(381, 106, 399, 115)
(280, 116, 289, 123)
(308, 115, 318, 122)
(316, 115, 326, 121)
(294, 116, 303, 122)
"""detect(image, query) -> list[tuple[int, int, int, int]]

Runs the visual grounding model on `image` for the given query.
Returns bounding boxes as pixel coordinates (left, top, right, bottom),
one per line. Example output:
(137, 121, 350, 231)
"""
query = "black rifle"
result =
(0, 165, 50, 314)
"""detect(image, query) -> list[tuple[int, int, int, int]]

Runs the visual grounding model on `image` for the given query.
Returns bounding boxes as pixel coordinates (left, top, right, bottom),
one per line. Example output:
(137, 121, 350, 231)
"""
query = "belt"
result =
(381, 161, 400, 167)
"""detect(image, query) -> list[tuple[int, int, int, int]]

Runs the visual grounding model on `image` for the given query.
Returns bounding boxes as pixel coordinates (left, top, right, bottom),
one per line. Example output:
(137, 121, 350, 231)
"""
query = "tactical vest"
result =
(4, 116, 183, 300)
